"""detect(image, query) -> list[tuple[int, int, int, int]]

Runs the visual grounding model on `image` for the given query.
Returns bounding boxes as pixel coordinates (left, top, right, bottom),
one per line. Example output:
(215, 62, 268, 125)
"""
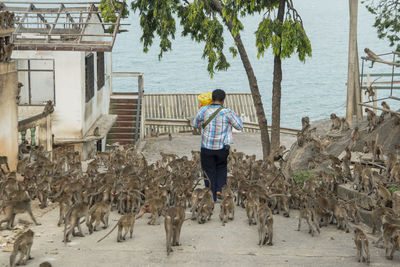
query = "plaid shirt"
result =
(193, 104, 243, 150)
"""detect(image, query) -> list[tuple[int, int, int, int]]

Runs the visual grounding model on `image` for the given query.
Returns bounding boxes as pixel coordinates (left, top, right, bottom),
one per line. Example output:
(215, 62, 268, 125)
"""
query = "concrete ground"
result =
(0, 133, 399, 267)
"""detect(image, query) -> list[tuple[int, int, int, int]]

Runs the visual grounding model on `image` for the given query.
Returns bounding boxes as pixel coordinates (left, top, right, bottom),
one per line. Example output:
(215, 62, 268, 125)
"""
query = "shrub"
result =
(389, 185, 400, 195)
(293, 170, 314, 188)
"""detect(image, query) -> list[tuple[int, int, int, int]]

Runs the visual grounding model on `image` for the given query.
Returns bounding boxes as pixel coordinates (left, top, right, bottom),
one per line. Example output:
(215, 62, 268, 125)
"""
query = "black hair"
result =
(212, 89, 226, 102)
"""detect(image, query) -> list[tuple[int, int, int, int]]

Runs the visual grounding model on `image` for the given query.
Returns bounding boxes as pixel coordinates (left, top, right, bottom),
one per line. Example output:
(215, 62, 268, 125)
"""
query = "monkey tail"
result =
(203, 171, 212, 188)
(97, 222, 118, 243)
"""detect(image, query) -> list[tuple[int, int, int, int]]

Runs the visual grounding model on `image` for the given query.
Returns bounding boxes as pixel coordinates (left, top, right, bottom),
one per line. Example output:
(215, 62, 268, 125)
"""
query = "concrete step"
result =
(116, 115, 137, 122)
(110, 103, 138, 110)
(110, 98, 138, 104)
(113, 121, 138, 128)
(109, 109, 137, 116)
(109, 127, 134, 134)
(107, 132, 136, 139)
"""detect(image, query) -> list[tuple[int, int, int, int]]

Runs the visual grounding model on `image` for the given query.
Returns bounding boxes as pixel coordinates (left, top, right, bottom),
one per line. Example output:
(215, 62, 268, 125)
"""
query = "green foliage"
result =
(256, 2, 312, 61)
(389, 185, 400, 195)
(293, 170, 314, 188)
(99, 0, 129, 33)
(130, 0, 311, 76)
(362, 0, 400, 51)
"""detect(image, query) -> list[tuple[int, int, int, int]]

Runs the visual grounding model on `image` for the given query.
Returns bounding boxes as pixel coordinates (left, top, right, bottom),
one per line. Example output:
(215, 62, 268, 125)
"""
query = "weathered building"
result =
(1, 1, 126, 159)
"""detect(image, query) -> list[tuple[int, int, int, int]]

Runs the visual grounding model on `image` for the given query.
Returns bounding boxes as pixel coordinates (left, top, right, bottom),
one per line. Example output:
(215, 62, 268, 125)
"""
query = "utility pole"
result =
(347, 0, 362, 125)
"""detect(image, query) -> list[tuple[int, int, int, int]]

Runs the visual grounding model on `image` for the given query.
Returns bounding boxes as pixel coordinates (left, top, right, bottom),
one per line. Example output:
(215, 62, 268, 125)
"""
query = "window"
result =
(85, 53, 94, 102)
(16, 59, 55, 105)
(97, 52, 105, 90)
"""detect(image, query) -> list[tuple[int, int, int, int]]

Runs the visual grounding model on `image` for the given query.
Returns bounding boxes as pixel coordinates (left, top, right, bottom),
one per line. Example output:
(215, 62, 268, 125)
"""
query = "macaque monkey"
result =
(298, 199, 320, 237)
(361, 166, 374, 193)
(350, 127, 359, 151)
(382, 221, 400, 260)
(39, 262, 53, 267)
(380, 101, 391, 119)
(301, 116, 310, 130)
(365, 85, 376, 102)
(371, 207, 396, 236)
(137, 196, 167, 225)
(190, 188, 203, 219)
(219, 195, 235, 226)
(354, 228, 370, 264)
(93, 126, 100, 137)
(334, 204, 350, 232)
(257, 203, 273, 246)
(0, 156, 10, 174)
(164, 206, 185, 255)
(87, 201, 110, 234)
(386, 153, 397, 177)
(341, 118, 350, 131)
(0, 199, 41, 229)
(330, 113, 341, 131)
(365, 108, 380, 132)
(63, 202, 89, 243)
(3, 43, 14, 62)
(197, 193, 214, 224)
(97, 211, 135, 243)
(10, 229, 34, 267)
(246, 196, 259, 225)
(168, 133, 172, 141)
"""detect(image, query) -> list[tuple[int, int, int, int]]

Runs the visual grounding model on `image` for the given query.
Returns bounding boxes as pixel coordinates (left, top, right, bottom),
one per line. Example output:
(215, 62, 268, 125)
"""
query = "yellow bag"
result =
(198, 92, 212, 107)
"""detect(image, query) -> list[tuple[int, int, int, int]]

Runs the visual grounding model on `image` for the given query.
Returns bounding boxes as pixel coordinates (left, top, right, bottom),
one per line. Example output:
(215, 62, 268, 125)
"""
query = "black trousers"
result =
(200, 146, 230, 201)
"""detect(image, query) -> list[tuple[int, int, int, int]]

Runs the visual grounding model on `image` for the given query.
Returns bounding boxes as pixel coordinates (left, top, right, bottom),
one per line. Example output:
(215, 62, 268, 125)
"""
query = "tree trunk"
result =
(271, 0, 286, 152)
(211, 0, 271, 158)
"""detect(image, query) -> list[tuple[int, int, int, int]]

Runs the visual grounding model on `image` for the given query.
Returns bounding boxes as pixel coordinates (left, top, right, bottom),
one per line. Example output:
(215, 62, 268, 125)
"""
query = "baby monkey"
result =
(354, 227, 370, 265)
(10, 229, 34, 267)
(164, 206, 185, 255)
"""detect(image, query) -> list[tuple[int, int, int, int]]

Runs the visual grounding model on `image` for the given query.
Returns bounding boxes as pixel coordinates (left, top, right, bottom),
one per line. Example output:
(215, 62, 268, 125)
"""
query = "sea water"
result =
(112, 0, 399, 129)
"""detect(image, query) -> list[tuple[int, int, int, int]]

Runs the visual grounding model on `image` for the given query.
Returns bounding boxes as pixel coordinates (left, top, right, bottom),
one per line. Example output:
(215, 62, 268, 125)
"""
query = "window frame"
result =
(85, 53, 95, 103)
(16, 58, 56, 106)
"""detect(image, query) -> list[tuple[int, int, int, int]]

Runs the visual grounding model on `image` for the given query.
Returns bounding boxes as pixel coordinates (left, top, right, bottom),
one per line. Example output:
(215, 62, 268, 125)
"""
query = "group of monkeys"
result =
(1, 107, 400, 266)
(0, 11, 15, 62)
(296, 107, 400, 264)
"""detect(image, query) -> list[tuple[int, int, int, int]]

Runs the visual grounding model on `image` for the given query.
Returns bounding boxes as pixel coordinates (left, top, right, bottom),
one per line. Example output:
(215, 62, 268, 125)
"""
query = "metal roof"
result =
(0, 1, 126, 52)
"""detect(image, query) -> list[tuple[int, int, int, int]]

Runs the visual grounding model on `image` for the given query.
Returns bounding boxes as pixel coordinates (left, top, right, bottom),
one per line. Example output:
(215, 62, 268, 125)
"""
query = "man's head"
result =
(212, 89, 226, 104)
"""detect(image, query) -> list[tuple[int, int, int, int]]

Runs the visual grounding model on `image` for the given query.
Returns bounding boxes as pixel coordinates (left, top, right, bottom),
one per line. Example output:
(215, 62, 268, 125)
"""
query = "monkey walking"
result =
(87, 201, 110, 234)
(0, 199, 41, 229)
(63, 202, 89, 243)
(97, 211, 135, 243)
(219, 195, 235, 226)
(354, 228, 370, 265)
(10, 229, 34, 267)
(257, 203, 273, 246)
(164, 206, 185, 255)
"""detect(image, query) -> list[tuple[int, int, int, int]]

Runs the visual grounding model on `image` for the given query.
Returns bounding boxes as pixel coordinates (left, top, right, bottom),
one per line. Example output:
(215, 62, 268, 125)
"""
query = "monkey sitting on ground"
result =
(341, 118, 350, 131)
(164, 206, 185, 255)
(0, 199, 41, 229)
(197, 192, 214, 224)
(330, 113, 341, 131)
(63, 202, 89, 243)
(354, 227, 370, 265)
(219, 195, 235, 226)
(10, 229, 34, 267)
(97, 211, 135, 243)
(257, 203, 273, 246)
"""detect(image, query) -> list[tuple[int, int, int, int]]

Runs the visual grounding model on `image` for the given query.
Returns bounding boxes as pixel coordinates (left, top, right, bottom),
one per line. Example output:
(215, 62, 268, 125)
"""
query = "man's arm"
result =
(193, 107, 205, 129)
(228, 110, 244, 131)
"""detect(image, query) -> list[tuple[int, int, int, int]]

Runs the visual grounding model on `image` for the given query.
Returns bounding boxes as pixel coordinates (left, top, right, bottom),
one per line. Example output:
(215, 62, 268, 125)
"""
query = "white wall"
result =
(13, 50, 84, 140)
